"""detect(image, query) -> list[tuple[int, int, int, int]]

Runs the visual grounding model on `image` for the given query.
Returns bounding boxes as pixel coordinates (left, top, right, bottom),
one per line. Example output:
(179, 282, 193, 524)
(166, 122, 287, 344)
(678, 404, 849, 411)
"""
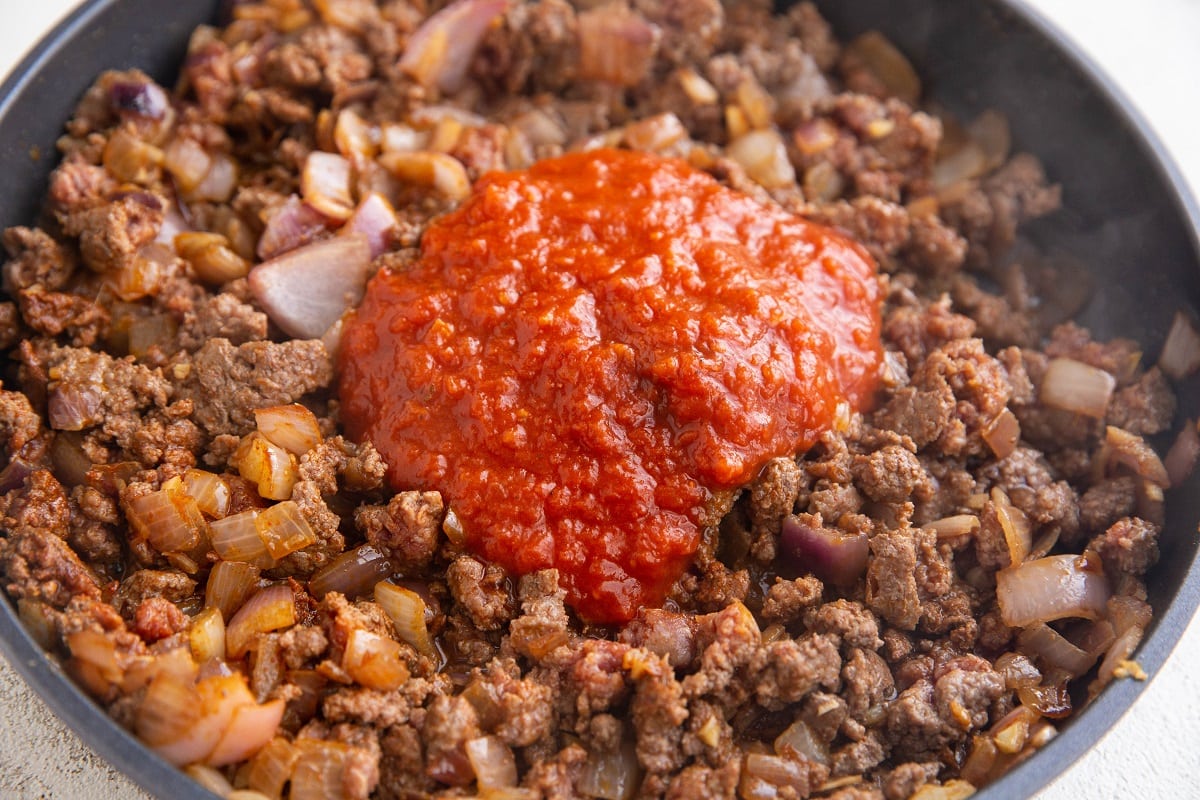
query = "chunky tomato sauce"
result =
(338, 149, 882, 623)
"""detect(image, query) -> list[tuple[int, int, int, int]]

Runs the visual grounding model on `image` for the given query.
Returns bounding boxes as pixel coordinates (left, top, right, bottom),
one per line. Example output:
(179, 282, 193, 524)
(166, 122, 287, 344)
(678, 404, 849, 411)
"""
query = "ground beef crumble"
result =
(0, 1, 1185, 799)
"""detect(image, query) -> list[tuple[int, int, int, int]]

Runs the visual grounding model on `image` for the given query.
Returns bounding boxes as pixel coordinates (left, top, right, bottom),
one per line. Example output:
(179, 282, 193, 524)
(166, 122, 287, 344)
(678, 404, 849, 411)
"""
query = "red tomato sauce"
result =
(338, 149, 882, 623)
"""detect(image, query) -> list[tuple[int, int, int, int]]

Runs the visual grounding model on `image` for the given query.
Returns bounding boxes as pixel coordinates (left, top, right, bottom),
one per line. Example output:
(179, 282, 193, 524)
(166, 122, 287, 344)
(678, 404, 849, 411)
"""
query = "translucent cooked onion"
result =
(926, 514, 980, 539)
(1017, 682, 1072, 719)
(334, 108, 379, 160)
(379, 151, 471, 200)
(1105, 425, 1170, 489)
(309, 544, 394, 600)
(996, 555, 1111, 628)
(1158, 311, 1200, 380)
(248, 736, 301, 798)
(1092, 623, 1146, 696)
(343, 192, 399, 259)
(248, 234, 373, 340)
(780, 515, 869, 586)
(208, 698, 286, 767)
(103, 129, 163, 185)
(211, 510, 275, 569)
(184, 764, 233, 797)
(226, 584, 296, 659)
(67, 629, 126, 694)
(254, 404, 323, 456)
(1039, 357, 1115, 418)
(125, 478, 208, 556)
(1016, 623, 1095, 677)
(153, 673, 255, 766)
(398, 0, 510, 93)
(50, 430, 92, 488)
(845, 31, 921, 105)
(189, 606, 227, 664)
(993, 652, 1041, 690)
(991, 487, 1031, 566)
(774, 719, 829, 765)
(374, 581, 437, 658)
(175, 231, 250, 285)
(127, 313, 179, 360)
(188, 153, 238, 203)
(577, 3, 659, 87)
(742, 753, 811, 792)
(232, 432, 299, 501)
(1164, 420, 1200, 488)
(289, 739, 354, 800)
(910, 779, 977, 800)
(0, 457, 35, 494)
(257, 196, 329, 261)
(622, 113, 687, 153)
(136, 670, 202, 750)
(727, 129, 796, 189)
(302, 151, 355, 221)
(257, 500, 318, 559)
(342, 628, 410, 691)
(578, 739, 640, 800)
(466, 736, 518, 790)
(163, 137, 213, 193)
(982, 408, 1020, 460)
(182, 468, 231, 518)
(205, 560, 263, 622)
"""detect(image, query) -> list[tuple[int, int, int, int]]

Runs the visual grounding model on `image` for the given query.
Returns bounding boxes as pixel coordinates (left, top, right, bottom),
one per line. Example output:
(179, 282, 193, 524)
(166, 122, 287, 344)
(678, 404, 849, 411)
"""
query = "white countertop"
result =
(1, 1, 1198, 798)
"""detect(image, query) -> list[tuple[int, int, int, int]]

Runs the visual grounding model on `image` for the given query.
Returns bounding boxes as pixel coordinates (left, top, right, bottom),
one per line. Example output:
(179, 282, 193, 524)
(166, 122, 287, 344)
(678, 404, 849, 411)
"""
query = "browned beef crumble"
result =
(0, 1, 1185, 799)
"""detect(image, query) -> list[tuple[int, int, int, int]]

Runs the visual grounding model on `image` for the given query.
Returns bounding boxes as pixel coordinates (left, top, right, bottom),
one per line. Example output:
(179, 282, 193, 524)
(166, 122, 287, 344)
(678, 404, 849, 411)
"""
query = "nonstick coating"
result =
(0, 1, 1197, 798)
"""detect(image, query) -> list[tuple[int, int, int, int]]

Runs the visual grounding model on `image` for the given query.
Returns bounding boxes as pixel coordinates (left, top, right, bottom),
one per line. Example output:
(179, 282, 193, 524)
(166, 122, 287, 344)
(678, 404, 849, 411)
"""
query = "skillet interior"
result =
(0, 1, 1196, 797)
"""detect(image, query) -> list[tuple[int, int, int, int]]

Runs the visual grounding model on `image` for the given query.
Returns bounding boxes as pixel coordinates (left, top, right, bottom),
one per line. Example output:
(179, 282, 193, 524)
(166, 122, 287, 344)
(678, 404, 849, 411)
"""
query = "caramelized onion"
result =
(289, 739, 356, 800)
(1039, 357, 1115, 419)
(1105, 425, 1170, 489)
(379, 151, 470, 200)
(175, 231, 250, 285)
(982, 408, 1020, 460)
(254, 404, 323, 456)
(727, 129, 796, 189)
(374, 581, 437, 658)
(780, 515, 869, 586)
(1017, 683, 1073, 719)
(993, 652, 1041, 690)
(125, 477, 208, 556)
(774, 719, 829, 765)
(226, 584, 296, 659)
(1016, 623, 1095, 677)
(309, 544, 394, 600)
(182, 468, 231, 518)
(342, 628, 410, 690)
(208, 698, 286, 766)
(205, 560, 262, 625)
(991, 487, 1031, 566)
(248, 234, 373, 339)
(398, 0, 510, 93)
(232, 432, 299, 501)
(1158, 310, 1200, 380)
(845, 31, 921, 105)
(189, 606, 227, 664)
(301, 151, 355, 221)
(996, 555, 1111, 628)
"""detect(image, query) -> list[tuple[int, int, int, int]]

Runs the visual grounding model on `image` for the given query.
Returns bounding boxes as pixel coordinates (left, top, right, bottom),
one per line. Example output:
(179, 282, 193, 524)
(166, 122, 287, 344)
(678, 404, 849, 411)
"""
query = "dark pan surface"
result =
(0, 1, 1197, 798)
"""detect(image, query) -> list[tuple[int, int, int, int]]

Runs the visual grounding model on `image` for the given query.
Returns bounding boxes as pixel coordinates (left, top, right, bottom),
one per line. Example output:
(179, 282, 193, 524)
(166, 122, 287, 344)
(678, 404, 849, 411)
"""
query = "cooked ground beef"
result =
(0, 1, 1185, 799)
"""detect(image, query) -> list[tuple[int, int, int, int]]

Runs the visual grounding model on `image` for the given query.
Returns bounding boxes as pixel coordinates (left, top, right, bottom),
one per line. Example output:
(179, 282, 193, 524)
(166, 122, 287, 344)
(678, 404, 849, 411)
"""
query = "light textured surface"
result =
(0, 1, 1198, 798)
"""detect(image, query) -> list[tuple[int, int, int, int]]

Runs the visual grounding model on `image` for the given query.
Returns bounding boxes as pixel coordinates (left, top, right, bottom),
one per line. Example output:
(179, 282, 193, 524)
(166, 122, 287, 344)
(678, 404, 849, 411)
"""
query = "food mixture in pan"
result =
(1, 0, 1195, 798)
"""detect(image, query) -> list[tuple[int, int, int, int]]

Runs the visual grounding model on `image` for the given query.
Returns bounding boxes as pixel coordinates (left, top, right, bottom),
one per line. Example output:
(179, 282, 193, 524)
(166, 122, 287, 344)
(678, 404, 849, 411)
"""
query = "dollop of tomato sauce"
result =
(338, 149, 881, 624)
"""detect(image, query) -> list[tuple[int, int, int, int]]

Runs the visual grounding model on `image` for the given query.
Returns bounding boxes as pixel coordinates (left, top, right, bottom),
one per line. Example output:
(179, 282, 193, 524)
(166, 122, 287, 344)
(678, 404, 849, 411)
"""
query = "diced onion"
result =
(578, 739, 641, 800)
(232, 432, 299, 501)
(136, 670, 203, 749)
(211, 510, 276, 569)
(248, 234, 373, 339)
(622, 113, 687, 153)
(103, 129, 163, 185)
(289, 740, 354, 800)
(1039, 357, 1115, 419)
(1164, 420, 1200, 488)
(1016, 682, 1072, 719)
(49, 432, 91, 488)
(334, 108, 379, 160)
(182, 468, 232, 518)
(844, 31, 921, 105)
(254, 404, 323, 456)
(184, 764, 233, 796)
(248, 737, 301, 798)
(125, 477, 208, 555)
(378, 151, 471, 200)
(982, 408, 1020, 460)
(257, 500, 318, 559)
(256, 197, 329, 261)
(301, 151, 355, 221)
(1091, 623, 1146, 696)
(996, 555, 1111, 628)
(226, 584, 296, 659)
(208, 698, 286, 766)
(1016, 623, 1095, 677)
(398, 0, 510, 93)
(742, 753, 811, 792)
(175, 231, 250, 285)
(774, 719, 829, 765)
(153, 673, 255, 766)
(1158, 311, 1200, 380)
(163, 137, 213, 193)
(187, 153, 238, 203)
(374, 581, 437, 658)
(343, 192, 399, 259)
(466, 736, 518, 790)
(1105, 425, 1170, 489)
(206, 560, 263, 620)
(309, 544, 394, 600)
(727, 129, 797, 189)
(780, 515, 869, 586)
(342, 628, 410, 690)
(993, 652, 1041, 690)
(189, 606, 227, 664)
(991, 487, 1031, 566)
(926, 514, 980, 539)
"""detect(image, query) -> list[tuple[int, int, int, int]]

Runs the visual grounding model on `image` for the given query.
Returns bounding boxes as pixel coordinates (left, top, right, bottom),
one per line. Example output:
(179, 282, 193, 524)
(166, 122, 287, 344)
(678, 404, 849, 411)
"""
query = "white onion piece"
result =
(151, 673, 253, 766)
(248, 234, 373, 339)
(399, 0, 510, 94)
(208, 698, 286, 766)
(343, 192, 399, 259)
(334, 108, 379, 159)
(379, 151, 471, 200)
(926, 514, 980, 539)
(1016, 623, 1095, 677)
(301, 151, 355, 221)
(465, 736, 518, 790)
(255, 404, 323, 456)
(257, 197, 329, 261)
(341, 628, 410, 690)
(910, 780, 976, 800)
(188, 153, 238, 203)
(1164, 420, 1200, 488)
(211, 511, 276, 569)
(205, 560, 262, 625)
(1105, 425, 1170, 489)
(578, 739, 640, 800)
(248, 737, 300, 798)
(375, 581, 437, 658)
(774, 719, 829, 765)
(233, 432, 299, 501)
(182, 469, 231, 518)
(1092, 623, 1146, 696)
(1158, 311, 1200, 380)
(1039, 357, 1115, 418)
(290, 740, 354, 800)
(163, 138, 213, 193)
(257, 500, 318, 559)
(726, 129, 796, 189)
(982, 408, 1020, 460)
(996, 555, 1111, 628)
(189, 606, 227, 664)
(226, 584, 296, 659)
(991, 487, 1031, 566)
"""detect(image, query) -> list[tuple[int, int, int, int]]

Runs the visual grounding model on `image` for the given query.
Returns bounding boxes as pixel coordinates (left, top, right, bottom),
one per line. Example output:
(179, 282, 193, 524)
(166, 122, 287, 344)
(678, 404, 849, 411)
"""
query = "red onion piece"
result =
(1164, 420, 1200, 488)
(308, 543, 394, 600)
(0, 458, 35, 494)
(248, 234, 373, 339)
(780, 515, 869, 586)
(109, 80, 170, 120)
(256, 196, 330, 261)
(47, 384, 103, 431)
(996, 555, 1111, 628)
(342, 193, 399, 259)
(399, 0, 510, 94)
